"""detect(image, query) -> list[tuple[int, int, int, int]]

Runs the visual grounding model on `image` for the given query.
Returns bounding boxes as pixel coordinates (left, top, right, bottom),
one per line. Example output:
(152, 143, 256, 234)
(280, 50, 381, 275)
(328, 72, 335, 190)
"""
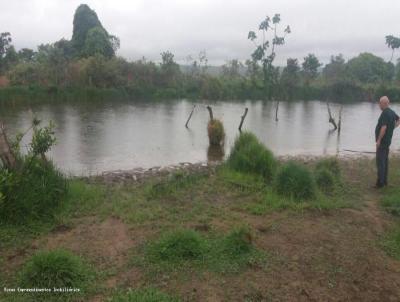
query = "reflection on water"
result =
(207, 145, 225, 162)
(0, 99, 399, 175)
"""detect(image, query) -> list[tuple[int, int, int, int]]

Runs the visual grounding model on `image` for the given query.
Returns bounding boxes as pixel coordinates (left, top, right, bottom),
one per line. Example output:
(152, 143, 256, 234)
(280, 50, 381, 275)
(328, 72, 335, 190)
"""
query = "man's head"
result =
(379, 96, 390, 111)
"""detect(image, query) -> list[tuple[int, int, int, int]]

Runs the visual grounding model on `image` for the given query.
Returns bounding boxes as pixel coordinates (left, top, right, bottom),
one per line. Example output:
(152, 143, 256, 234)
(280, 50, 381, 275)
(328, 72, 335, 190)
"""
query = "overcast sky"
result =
(1, 0, 399, 65)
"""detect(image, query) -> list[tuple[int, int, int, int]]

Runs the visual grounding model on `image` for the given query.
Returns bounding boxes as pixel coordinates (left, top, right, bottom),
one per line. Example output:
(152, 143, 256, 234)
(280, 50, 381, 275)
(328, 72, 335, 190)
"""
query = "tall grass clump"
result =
(146, 229, 206, 263)
(315, 168, 336, 193)
(227, 132, 276, 182)
(0, 121, 67, 224)
(314, 157, 341, 194)
(275, 162, 316, 200)
(18, 249, 93, 300)
(108, 288, 179, 302)
(207, 119, 225, 146)
(315, 157, 341, 180)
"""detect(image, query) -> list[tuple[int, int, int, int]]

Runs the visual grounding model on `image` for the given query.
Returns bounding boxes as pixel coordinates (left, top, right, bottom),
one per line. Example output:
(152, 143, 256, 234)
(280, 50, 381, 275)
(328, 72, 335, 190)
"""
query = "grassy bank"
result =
(1, 153, 400, 301)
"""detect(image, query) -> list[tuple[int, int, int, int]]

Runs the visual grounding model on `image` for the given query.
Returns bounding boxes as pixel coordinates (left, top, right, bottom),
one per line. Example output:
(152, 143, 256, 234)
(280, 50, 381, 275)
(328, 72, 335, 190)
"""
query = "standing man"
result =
(375, 96, 400, 188)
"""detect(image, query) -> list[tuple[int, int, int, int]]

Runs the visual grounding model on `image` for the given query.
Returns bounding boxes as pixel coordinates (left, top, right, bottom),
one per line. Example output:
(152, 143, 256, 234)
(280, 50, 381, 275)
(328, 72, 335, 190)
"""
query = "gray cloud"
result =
(1, 0, 399, 65)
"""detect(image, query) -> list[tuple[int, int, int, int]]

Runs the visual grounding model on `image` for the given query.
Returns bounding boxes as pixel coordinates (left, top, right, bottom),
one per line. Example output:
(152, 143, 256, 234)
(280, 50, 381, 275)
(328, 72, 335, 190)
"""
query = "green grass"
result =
(137, 227, 267, 275)
(145, 171, 207, 200)
(315, 157, 341, 180)
(146, 229, 207, 262)
(0, 158, 67, 225)
(315, 168, 337, 194)
(244, 187, 349, 215)
(381, 227, 400, 260)
(381, 188, 400, 216)
(275, 162, 316, 200)
(107, 288, 179, 302)
(17, 249, 94, 301)
(227, 132, 276, 182)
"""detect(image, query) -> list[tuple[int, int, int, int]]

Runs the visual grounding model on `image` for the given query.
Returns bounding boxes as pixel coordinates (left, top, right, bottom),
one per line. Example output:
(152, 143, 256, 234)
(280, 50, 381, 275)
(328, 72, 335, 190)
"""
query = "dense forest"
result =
(0, 4, 400, 102)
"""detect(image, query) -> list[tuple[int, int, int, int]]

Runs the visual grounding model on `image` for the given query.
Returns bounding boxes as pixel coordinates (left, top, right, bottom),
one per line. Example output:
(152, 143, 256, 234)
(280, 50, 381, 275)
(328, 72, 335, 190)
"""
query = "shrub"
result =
(147, 229, 206, 262)
(223, 226, 253, 256)
(227, 132, 276, 182)
(275, 162, 316, 200)
(315, 157, 341, 180)
(19, 249, 92, 298)
(108, 288, 179, 302)
(0, 158, 67, 224)
(207, 119, 225, 146)
(315, 168, 336, 193)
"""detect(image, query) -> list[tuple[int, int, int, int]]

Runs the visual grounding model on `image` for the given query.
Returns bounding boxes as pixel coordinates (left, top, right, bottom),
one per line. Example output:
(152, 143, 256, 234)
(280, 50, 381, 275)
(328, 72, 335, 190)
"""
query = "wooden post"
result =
(0, 122, 16, 170)
(238, 108, 248, 132)
(206, 105, 214, 121)
(327, 103, 338, 130)
(337, 106, 343, 134)
(185, 105, 196, 128)
(275, 100, 280, 122)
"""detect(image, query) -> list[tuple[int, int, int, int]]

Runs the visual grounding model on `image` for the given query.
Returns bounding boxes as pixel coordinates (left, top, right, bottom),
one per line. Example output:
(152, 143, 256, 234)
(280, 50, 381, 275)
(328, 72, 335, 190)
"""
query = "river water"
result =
(1, 99, 399, 175)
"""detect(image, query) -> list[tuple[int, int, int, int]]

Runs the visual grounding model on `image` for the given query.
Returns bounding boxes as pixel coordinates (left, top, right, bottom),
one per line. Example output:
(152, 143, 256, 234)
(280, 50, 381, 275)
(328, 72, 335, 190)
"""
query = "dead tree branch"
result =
(238, 108, 248, 132)
(185, 105, 196, 128)
(338, 106, 343, 134)
(206, 105, 214, 121)
(327, 103, 338, 130)
(275, 100, 280, 121)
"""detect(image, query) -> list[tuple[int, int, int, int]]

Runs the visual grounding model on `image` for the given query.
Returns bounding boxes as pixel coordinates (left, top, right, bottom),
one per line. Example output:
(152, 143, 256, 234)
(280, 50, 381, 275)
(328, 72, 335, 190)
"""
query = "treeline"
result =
(0, 5, 399, 102)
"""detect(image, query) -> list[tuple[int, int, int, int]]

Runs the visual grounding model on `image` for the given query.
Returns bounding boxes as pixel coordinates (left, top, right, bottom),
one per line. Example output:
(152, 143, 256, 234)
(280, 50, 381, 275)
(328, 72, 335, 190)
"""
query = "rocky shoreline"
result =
(82, 149, 386, 185)
(85, 161, 220, 184)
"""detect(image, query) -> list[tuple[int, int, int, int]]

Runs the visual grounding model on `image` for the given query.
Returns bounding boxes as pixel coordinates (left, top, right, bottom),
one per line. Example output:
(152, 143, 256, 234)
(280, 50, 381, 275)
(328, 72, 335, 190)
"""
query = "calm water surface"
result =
(1, 99, 399, 175)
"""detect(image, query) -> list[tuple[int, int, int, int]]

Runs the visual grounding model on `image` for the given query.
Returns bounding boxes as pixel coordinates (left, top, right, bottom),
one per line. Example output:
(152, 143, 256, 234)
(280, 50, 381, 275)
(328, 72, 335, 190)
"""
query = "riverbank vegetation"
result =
(1, 5, 400, 103)
(2, 128, 400, 301)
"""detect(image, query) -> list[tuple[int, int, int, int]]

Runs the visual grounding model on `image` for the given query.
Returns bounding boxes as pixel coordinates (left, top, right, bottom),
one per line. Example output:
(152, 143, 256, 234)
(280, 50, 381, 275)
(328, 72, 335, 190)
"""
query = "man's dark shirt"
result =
(375, 107, 399, 147)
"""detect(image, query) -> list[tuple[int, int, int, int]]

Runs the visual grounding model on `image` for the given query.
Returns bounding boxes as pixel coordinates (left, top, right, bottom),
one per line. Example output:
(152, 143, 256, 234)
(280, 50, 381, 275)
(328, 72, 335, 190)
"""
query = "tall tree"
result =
(385, 35, 400, 62)
(0, 32, 12, 74)
(322, 54, 346, 82)
(222, 59, 243, 79)
(280, 58, 300, 99)
(302, 54, 322, 83)
(83, 27, 114, 58)
(160, 51, 181, 87)
(18, 48, 36, 63)
(248, 14, 290, 99)
(346, 52, 394, 83)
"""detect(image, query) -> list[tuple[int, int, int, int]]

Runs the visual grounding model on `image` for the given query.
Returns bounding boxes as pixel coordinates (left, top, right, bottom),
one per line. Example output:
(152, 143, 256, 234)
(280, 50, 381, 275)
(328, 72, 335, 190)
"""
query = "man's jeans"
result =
(376, 145, 390, 187)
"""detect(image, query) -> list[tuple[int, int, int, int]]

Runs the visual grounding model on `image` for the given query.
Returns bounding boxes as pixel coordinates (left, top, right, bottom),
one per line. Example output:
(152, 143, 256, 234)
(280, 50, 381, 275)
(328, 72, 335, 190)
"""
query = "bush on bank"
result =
(227, 132, 276, 182)
(0, 121, 67, 225)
